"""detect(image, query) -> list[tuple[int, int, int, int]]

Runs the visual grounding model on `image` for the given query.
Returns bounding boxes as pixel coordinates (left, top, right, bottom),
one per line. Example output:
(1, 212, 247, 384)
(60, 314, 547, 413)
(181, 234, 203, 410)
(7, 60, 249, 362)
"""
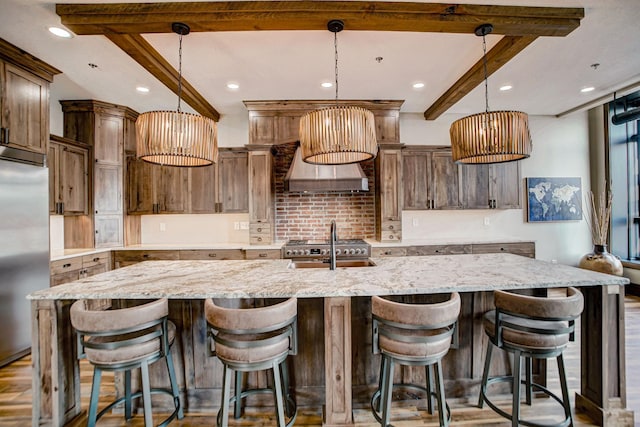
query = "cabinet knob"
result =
(63, 263, 71, 268)
(257, 237, 263, 242)
(95, 230, 99, 234)
(388, 225, 394, 230)
(388, 235, 394, 240)
(257, 228, 262, 232)
(93, 257, 100, 262)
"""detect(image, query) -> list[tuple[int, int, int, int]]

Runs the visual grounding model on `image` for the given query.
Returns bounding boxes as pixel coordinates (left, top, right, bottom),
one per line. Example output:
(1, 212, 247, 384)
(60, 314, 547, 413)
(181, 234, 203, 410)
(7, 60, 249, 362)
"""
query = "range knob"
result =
(304, 249, 311, 255)
(286, 250, 293, 256)
(355, 248, 362, 255)
(292, 249, 299, 255)
(336, 249, 342, 255)
(322, 249, 328, 255)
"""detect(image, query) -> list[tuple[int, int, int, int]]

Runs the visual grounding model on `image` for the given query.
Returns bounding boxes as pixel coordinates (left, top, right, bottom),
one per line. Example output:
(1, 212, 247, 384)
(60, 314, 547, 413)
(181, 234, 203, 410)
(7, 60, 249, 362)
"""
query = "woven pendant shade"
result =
(300, 105, 377, 165)
(450, 110, 532, 164)
(136, 110, 218, 167)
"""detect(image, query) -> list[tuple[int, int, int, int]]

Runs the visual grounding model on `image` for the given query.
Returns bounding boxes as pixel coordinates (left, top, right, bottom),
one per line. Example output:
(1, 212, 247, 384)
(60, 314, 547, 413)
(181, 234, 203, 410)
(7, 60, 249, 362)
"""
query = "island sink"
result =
(288, 259, 376, 269)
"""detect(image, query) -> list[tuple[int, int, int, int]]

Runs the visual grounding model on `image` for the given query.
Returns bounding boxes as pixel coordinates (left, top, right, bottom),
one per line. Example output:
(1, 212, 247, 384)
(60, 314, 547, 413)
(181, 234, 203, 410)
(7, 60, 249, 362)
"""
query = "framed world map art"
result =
(526, 177, 582, 222)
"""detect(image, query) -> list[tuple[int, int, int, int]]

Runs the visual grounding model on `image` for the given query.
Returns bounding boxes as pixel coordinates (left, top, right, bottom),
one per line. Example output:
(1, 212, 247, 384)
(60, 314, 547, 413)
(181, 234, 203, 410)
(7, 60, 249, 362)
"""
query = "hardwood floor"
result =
(1, 296, 638, 427)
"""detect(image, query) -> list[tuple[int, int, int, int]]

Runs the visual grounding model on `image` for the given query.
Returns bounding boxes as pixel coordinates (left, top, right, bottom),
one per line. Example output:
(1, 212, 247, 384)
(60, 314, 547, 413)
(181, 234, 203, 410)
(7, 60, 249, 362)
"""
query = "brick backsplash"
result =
(273, 143, 376, 241)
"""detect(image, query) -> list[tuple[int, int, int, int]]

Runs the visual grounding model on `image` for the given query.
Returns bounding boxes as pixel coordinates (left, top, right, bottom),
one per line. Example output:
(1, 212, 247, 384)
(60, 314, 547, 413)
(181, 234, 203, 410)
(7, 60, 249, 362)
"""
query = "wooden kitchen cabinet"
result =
(49, 135, 89, 215)
(459, 161, 521, 209)
(403, 146, 461, 210)
(126, 156, 188, 214)
(61, 100, 138, 248)
(375, 144, 403, 242)
(190, 149, 248, 213)
(248, 148, 275, 244)
(50, 252, 111, 286)
(0, 39, 60, 154)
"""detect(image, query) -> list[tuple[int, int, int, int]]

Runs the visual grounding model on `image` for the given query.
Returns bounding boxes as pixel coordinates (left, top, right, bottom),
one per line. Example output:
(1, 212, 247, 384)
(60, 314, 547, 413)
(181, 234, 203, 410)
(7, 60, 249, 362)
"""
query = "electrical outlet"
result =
(483, 217, 490, 226)
(233, 222, 240, 230)
(240, 221, 249, 230)
(159, 223, 166, 232)
(412, 218, 419, 227)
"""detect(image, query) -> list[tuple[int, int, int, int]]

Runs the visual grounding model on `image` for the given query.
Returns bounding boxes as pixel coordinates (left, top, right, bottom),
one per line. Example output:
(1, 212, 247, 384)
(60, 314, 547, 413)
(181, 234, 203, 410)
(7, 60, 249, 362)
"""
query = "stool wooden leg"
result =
(272, 361, 286, 427)
(557, 354, 574, 427)
(234, 370, 243, 419)
(478, 343, 494, 408)
(381, 357, 395, 427)
(525, 357, 533, 406)
(512, 350, 522, 427)
(220, 366, 233, 427)
(426, 364, 434, 415)
(140, 360, 153, 427)
(124, 370, 132, 420)
(87, 368, 102, 427)
(435, 360, 448, 427)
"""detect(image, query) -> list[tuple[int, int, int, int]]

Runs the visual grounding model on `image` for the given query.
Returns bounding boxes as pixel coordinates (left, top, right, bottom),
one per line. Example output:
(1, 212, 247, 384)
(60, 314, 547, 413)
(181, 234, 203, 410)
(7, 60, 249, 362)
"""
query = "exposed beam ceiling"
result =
(57, 1, 584, 121)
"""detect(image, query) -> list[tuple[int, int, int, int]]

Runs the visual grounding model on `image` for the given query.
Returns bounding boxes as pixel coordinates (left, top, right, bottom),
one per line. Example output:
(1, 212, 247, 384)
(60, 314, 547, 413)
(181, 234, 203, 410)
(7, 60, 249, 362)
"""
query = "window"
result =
(608, 90, 640, 261)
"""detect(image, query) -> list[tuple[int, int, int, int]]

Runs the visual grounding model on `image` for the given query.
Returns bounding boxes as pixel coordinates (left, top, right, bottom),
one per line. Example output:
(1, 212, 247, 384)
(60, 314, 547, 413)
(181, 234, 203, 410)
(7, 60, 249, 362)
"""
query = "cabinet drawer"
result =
(113, 250, 179, 262)
(471, 242, 535, 258)
(250, 223, 271, 234)
(250, 235, 272, 245)
(51, 257, 83, 275)
(379, 220, 402, 242)
(51, 270, 82, 286)
(407, 245, 472, 256)
(82, 252, 111, 268)
(178, 250, 244, 260)
(244, 249, 281, 260)
(371, 247, 407, 257)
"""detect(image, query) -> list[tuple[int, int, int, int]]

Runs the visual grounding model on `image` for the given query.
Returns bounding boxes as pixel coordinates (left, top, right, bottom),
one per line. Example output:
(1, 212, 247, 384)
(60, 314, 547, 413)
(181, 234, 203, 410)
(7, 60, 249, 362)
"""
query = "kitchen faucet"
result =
(329, 220, 337, 270)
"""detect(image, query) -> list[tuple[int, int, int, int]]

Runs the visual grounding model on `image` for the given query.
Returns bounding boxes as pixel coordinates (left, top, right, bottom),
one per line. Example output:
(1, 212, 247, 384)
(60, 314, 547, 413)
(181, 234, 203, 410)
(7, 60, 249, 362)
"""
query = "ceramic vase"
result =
(578, 244, 623, 276)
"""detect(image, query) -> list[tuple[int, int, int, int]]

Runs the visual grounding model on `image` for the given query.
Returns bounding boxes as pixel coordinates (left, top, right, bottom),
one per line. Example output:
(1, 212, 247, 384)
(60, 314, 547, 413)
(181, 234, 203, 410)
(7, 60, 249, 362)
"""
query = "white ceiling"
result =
(2, 0, 640, 120)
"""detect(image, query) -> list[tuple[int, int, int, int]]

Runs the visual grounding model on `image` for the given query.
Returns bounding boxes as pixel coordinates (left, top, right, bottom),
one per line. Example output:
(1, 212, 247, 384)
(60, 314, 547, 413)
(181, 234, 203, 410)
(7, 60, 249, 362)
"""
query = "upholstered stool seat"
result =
(478, 287, 584, 427)
(205, 298, 298, 427)
(370, 293, 461, 427)
(70, 298, 183, 427)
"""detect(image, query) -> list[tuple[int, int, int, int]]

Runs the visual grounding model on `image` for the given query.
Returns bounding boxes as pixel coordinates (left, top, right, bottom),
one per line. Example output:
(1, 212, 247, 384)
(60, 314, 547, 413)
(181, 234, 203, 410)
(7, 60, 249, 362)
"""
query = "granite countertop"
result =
(31, 253, 628, 300)
(365, 238, 534, 247)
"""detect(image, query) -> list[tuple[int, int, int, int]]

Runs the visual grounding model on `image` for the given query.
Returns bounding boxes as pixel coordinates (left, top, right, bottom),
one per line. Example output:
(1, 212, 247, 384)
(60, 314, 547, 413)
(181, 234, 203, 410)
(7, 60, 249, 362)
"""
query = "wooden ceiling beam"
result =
(424, 35, 538, 120)
(57, 2, 584, 120)
(106, 33, 220, 121)
(57, 2, 583, 36)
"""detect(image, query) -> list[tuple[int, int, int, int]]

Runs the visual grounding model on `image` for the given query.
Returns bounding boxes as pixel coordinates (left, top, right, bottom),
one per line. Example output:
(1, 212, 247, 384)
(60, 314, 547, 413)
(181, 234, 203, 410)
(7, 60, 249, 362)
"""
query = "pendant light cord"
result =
(482, 32, 489, 114)
(334, 30, 339, 103)
(177, 31, 184, 113)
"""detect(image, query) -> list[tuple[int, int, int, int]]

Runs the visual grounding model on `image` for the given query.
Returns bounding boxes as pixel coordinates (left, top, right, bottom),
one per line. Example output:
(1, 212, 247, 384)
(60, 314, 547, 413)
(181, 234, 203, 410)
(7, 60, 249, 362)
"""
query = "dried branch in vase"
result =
(584, 187, 612, 246)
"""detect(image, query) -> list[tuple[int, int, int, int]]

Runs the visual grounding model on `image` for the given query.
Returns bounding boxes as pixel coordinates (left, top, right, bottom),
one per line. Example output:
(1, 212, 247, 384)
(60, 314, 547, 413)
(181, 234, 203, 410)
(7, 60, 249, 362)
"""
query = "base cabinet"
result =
(50, 252, 111, 286)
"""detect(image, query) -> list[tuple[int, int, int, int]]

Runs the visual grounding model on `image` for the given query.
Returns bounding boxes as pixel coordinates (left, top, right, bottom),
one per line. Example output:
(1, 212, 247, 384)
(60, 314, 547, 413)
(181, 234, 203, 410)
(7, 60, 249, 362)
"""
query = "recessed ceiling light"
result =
(227, 83, 240, 90)
(581, 86, 595, 93)
(499, 85, 513, 91)
(48, 26, 73, 38)
(412, 82, 425, 89)
(321, 82, 333, 88)
(136, 86, 150, 93)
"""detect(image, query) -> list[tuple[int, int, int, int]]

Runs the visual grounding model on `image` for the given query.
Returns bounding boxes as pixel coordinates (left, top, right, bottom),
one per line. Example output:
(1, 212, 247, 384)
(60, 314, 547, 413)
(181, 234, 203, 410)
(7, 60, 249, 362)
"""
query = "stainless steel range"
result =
(282, 239, 371, 260)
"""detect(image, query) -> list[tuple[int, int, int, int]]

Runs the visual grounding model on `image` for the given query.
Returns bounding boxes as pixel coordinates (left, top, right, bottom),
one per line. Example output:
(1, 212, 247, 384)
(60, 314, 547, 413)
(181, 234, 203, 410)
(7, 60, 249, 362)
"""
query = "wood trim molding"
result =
(56, 2, 583, 121)
(0, 38, 61, 81)
(424, 35, 538, 120)
(106, 33, 221, 121)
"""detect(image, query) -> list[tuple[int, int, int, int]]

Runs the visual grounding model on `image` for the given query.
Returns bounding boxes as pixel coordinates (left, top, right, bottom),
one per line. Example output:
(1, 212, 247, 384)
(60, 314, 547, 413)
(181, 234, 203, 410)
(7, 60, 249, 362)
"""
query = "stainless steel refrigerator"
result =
(0, 146, 49, 367)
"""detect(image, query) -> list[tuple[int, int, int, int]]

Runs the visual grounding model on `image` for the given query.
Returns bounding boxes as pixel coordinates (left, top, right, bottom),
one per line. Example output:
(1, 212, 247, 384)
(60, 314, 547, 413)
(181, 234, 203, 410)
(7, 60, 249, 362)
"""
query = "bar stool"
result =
(69, 298, 183, 427)
(205, 297, 298, 427)
(478, 287, 584, 427)
(370, 292, 461, 427)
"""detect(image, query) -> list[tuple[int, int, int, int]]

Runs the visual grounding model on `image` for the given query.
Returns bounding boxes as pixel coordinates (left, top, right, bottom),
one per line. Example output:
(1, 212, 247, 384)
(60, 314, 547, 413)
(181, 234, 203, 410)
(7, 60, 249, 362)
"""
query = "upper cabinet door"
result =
(490, 161, 521, 209)
(94, 114, 123, 165)
(126, 156, 156, 214)
(378, 148, 402, 220)
(459, 164, 491, 209)
(1, 62, 49, 154)
(403, 151, 431, 210)
(59, 144, 89, 215)
(218, 152, 249, 213)
(430, 150, 461, 209)
(189, 163, 218, 213)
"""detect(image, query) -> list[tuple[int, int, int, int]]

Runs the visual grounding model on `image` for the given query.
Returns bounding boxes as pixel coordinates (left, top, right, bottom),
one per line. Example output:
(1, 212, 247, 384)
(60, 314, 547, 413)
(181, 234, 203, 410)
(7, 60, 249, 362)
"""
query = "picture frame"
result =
(526, 177, 582, 222)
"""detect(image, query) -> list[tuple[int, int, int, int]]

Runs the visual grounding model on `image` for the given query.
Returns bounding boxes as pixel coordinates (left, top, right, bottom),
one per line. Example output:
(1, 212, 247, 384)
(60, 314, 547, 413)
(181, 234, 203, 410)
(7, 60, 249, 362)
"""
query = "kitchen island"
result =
(29, 253, 633, 426)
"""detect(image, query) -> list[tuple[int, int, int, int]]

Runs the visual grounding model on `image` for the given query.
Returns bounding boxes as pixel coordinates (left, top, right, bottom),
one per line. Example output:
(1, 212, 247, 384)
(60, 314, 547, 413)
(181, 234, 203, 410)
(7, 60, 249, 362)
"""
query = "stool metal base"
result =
(478, 344, 573, 427)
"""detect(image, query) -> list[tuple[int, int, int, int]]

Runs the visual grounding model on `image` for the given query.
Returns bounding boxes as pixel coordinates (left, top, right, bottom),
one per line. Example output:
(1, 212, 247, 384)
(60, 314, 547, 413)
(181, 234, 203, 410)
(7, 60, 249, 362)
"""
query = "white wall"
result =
(141, 213, 250, 245)
(400, 112, 593, 265)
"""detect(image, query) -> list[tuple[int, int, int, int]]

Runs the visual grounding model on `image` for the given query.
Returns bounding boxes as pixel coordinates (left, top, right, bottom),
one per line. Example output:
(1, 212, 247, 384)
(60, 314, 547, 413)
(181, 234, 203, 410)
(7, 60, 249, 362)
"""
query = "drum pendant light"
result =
(450, 24, 532, 164)
(136, 22, 218, 167)
(299, 20, 377, 165)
